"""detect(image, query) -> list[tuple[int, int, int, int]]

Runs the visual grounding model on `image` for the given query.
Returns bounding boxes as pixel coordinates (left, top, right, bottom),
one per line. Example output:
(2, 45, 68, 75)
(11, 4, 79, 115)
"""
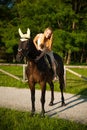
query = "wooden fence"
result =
(65, 66, 87, 81)
(0, 63, 24, 82)
(0, 63, 87, 84)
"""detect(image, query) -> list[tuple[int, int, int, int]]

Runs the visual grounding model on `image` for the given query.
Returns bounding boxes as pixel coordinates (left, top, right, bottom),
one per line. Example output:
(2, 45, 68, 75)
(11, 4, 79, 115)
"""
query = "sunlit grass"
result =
(0, 108, 87, 130)
(0, 65, 23, 78)
(65, 71, 87, 95)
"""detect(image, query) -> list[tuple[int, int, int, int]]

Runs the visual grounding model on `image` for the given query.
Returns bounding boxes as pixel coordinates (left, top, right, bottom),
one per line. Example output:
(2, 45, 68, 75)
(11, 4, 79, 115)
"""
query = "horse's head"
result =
(16, 28, 39, 62)
(16, 28, 31, 62)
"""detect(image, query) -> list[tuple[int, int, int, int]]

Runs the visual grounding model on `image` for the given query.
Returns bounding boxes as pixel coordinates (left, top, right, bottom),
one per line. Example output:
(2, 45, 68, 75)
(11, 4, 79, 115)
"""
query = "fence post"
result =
(23, 64, 26, 82)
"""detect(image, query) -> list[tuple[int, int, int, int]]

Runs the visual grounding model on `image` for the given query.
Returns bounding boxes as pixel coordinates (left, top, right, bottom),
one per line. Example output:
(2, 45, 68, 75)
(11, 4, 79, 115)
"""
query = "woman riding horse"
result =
(33, 27, 58, 81)
(17, 28, 66, 116)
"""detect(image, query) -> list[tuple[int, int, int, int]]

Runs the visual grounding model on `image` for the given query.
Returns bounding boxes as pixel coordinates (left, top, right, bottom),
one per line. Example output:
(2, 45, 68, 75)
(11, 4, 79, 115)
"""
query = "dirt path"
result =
(0, 87, 87, 124)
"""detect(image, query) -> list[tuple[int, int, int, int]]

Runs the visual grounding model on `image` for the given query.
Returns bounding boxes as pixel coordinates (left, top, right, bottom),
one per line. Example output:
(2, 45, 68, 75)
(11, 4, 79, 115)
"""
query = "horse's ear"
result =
(27, 28, 30, 38)
(18, 28, 24, 38)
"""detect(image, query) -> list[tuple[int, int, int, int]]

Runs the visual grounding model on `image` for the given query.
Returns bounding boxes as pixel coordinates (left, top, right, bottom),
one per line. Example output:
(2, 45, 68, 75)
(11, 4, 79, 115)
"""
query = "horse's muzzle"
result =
(16, 51, 24, 62)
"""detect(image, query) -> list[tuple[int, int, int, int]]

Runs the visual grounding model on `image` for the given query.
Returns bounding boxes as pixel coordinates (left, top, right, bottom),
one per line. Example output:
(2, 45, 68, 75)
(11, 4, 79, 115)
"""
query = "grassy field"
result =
(65, 68, 87, 95)
(0, 108, 87, 130)
(0, 65, 87, 96)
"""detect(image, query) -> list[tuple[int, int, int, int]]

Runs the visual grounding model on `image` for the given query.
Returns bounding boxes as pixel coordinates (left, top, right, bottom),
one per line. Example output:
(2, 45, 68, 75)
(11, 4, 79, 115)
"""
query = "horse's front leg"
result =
(40, 82, 46, 116)
(29, 83, 35, 116)
(49, 81, 54, 106)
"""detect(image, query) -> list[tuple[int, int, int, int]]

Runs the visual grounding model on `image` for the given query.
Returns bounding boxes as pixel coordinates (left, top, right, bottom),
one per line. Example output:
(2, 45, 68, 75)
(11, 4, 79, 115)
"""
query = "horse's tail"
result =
(53, 52, 66, 89)
(57, 61, 66, 90)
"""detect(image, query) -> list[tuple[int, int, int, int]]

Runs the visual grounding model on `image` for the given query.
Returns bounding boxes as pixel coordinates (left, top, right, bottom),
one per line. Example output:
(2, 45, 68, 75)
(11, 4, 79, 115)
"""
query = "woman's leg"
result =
(47, 51, 57, 80)
(52, 61, 57, 77)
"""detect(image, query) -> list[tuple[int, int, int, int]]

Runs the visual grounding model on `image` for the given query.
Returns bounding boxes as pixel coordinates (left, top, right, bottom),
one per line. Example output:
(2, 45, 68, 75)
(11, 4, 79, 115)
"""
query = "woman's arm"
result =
(35, 49, 46, 61)
(33, 34, 39, 50)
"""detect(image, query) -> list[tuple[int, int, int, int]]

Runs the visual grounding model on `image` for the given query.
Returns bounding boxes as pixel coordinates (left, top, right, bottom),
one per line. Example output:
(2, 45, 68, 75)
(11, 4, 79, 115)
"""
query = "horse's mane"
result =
(27, 38, 40, 59)
(27, 38, 52, 72)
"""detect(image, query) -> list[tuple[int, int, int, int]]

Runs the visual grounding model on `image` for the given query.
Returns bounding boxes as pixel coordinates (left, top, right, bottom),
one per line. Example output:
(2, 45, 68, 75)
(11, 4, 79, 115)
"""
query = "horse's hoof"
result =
(49, 102, 53, 106)
(30, 113, 34, 117)
(40, 110, 45, 117)
(61, 102, 66, 106)
(30, 111, 35, 117)
(41, 114, 45, 118)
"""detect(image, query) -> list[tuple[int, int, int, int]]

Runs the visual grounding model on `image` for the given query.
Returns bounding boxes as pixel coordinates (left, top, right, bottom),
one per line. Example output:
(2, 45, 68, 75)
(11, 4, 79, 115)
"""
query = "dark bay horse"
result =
(16, 37, 65, 116)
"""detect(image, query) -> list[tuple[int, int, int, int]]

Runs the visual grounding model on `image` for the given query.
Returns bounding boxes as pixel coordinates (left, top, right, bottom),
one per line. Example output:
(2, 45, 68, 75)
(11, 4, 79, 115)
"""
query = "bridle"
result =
(17, 39, 29, 58)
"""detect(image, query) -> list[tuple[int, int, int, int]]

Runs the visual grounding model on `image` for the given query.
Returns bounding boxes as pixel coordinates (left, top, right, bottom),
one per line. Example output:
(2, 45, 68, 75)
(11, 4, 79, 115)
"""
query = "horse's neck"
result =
(29, 39, 41, 58)
(32, 43, 41, 56)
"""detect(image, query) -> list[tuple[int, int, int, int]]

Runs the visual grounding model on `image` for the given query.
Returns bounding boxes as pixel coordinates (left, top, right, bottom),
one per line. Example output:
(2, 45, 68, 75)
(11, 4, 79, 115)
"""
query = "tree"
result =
(0, 0, 87, 64)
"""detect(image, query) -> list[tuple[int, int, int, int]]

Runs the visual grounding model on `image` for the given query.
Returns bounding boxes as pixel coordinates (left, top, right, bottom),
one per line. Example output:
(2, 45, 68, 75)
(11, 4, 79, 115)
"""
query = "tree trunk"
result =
(72, 21, 76, 30)
(86, 57, 87, 64)
(66, 49, 71, 65)
(72, 0, 81, 13)
(64, 52, 67, 63)
(80, 52, 84, 63)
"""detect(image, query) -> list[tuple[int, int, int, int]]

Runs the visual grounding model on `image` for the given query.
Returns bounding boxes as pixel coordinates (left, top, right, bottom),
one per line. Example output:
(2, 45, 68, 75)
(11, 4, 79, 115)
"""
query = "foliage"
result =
(0, 0, 87, 63)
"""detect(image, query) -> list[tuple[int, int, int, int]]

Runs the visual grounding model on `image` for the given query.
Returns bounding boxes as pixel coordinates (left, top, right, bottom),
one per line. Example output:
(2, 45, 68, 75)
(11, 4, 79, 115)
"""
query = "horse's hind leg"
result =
(49, 81, 54, 106)
(59, 76, 66, 106)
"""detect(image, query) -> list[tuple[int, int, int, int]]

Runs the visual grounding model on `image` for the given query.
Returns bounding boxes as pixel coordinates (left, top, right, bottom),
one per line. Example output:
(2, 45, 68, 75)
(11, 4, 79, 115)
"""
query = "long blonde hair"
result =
(40, 27, 53, 51)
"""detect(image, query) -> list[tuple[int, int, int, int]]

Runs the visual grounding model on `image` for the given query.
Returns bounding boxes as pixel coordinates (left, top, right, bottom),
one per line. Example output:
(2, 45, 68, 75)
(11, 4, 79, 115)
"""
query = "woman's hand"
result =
(35, 56, 41, 61)
(35, 50, 45, 61)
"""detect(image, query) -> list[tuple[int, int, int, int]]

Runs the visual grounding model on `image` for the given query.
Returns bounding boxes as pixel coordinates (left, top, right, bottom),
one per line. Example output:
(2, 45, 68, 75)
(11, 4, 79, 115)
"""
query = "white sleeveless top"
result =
(37, 33, 44, 51)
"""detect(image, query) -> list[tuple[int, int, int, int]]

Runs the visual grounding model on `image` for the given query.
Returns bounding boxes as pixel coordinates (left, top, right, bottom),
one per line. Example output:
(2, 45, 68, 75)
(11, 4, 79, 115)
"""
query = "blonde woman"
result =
(33, 27, 57, 81)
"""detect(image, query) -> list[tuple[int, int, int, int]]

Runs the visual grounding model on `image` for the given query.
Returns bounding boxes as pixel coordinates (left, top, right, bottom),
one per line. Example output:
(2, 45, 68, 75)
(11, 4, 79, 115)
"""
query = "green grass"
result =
(0, 72, 28, 88)
(0, 108, 87, 130)
(65, 70, 87, 95)
(0, 65, 23, 78)
(0, 65, 87, 96)
(0, 65, 28, 88)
